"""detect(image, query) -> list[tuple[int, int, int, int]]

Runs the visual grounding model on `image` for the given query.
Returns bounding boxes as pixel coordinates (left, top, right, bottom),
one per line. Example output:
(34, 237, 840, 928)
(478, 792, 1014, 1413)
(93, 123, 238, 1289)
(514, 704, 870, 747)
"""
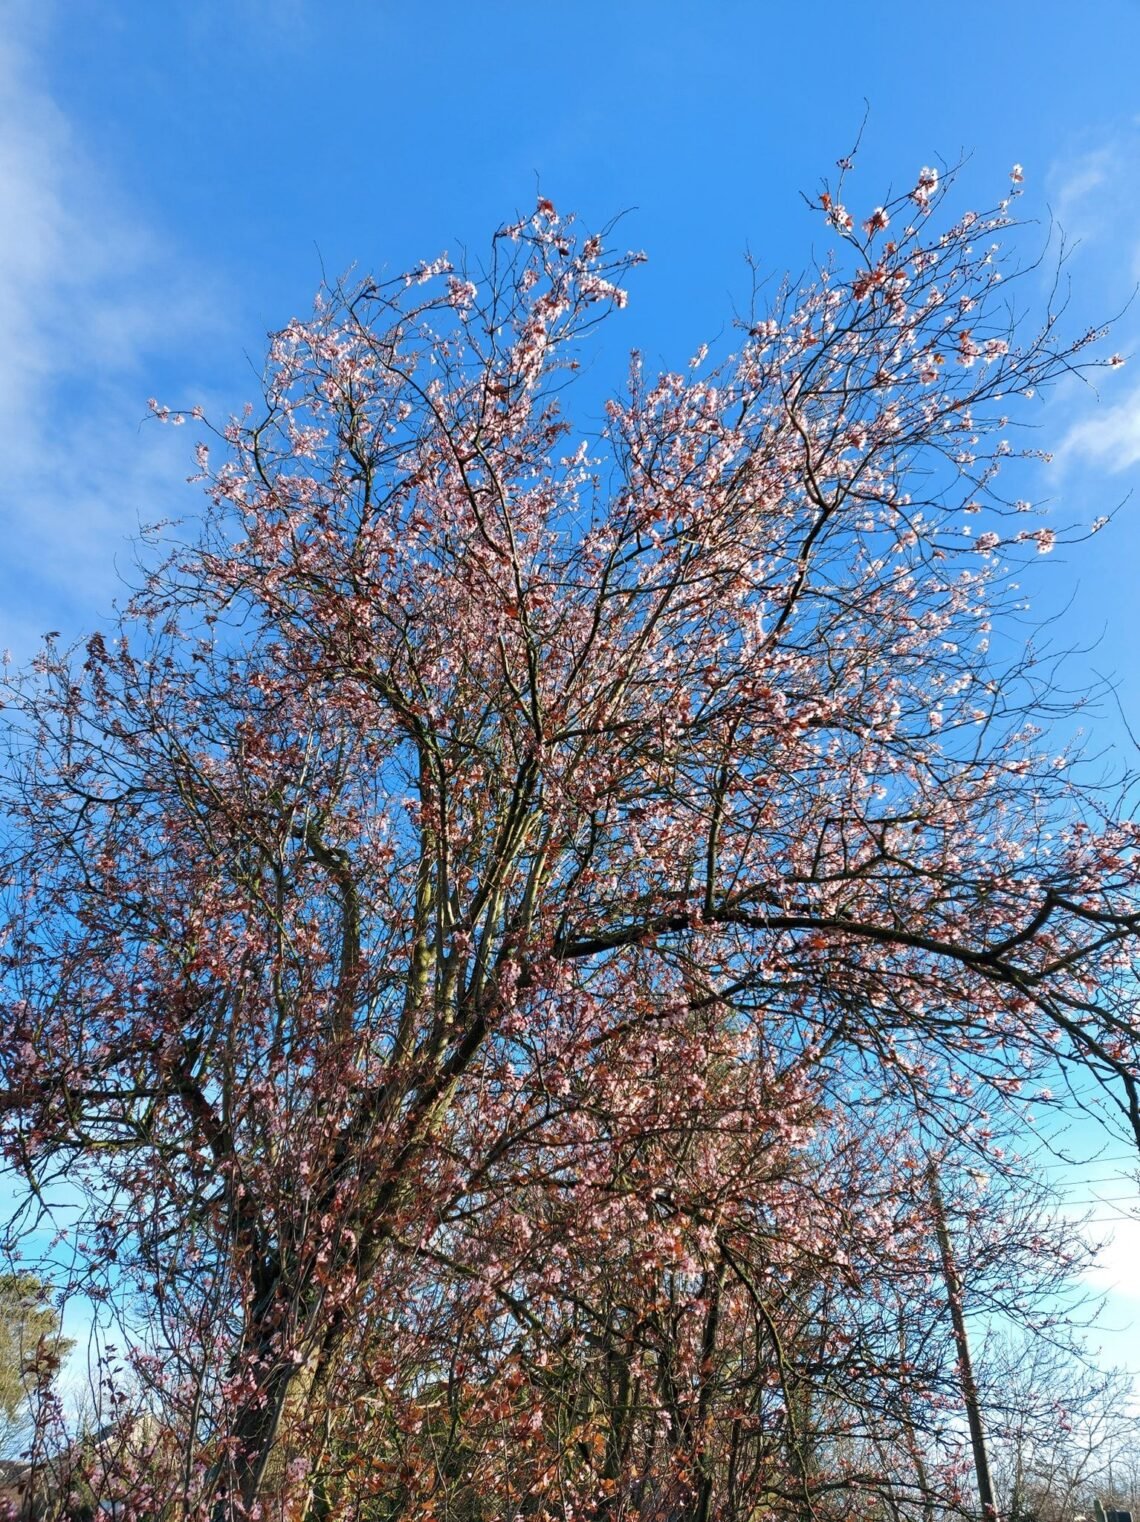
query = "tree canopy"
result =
(1, 164, 1138, 1521)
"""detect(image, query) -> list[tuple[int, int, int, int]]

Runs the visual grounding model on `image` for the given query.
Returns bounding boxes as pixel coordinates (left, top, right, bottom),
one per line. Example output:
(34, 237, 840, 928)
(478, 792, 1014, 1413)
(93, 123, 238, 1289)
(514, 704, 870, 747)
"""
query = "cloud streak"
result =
(1057, 384, 1140, 476)
(0, 5, 229, 658)
(1085, 1214, 1140, 1304)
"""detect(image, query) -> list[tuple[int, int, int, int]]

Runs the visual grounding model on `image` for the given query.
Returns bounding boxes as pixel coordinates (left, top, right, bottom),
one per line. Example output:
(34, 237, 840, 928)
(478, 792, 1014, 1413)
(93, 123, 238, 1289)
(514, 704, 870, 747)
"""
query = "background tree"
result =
(0, 1272, 73, 1458)
(984, 1344, 1139, 1522)
(2, 163, 1139, 1519)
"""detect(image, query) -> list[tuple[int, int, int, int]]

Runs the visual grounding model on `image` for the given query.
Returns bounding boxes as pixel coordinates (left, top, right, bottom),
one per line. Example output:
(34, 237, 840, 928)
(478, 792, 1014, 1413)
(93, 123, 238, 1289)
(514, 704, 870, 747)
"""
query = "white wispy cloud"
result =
(1057, 384, 1140, 475)
(0, 4, 230, 658)
(1048, 147, 1112, 238)
(1084, 1213, 1140, 1303)
(1044, 132, 1140, 266)
(1038, 131, 1140, 496)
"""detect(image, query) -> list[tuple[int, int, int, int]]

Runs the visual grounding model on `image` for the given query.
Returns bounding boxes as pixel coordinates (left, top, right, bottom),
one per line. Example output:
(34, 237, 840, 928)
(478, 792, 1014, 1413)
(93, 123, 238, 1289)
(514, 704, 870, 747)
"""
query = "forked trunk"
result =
(221, 1346, 328, 1522)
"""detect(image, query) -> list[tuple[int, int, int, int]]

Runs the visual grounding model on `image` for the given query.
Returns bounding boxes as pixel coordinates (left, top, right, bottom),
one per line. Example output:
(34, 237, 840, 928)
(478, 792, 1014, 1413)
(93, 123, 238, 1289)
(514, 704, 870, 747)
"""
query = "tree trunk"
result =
(926, 1162, 997, 1522)
(219, 1344, 326, 1522)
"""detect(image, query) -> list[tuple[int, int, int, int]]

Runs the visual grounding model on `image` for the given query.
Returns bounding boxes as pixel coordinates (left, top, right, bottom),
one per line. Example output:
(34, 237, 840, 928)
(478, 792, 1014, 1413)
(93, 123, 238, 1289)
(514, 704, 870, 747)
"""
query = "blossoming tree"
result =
(2, 165, 1138, 1520)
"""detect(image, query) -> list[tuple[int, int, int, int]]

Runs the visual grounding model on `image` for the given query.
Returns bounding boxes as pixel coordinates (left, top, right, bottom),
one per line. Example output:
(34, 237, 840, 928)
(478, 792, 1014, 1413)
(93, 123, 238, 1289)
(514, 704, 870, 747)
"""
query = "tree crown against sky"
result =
(1, 165, 1139, 1519)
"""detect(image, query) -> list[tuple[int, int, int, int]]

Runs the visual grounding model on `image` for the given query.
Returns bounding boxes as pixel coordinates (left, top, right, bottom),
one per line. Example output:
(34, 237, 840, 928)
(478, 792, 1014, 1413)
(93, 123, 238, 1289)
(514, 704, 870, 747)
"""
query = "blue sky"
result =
(3, 0, 1140, 1401)
(4, 1, 1140, 667)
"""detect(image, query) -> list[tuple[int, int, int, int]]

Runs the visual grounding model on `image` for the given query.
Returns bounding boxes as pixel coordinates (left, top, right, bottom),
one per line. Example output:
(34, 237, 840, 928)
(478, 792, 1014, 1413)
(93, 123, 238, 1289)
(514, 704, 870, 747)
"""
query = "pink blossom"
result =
(1017, 526, 1056, 553)
(579, 273, 629, 307)
(446, 275, 479, 308)
(912, 165, 940, 212)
